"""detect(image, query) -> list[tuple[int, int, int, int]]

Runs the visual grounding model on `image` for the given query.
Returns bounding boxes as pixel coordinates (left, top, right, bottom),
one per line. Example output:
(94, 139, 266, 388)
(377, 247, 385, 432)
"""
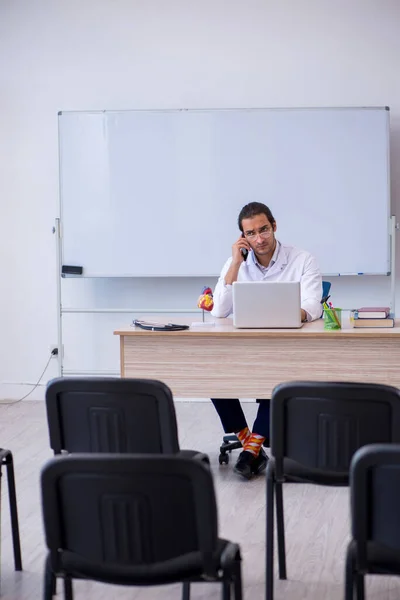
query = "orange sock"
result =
(244, 433, 266, 456)
(235, 426, 251, 447)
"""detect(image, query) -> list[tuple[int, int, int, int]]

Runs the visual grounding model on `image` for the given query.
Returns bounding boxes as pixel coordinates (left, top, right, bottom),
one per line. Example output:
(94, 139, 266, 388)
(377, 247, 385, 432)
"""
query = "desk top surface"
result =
(114, 316, 400, 338)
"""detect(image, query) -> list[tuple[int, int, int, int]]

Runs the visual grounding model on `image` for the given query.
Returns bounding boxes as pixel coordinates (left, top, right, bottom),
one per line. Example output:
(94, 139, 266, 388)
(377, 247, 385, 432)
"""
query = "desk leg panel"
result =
(119, 336, 125, 377)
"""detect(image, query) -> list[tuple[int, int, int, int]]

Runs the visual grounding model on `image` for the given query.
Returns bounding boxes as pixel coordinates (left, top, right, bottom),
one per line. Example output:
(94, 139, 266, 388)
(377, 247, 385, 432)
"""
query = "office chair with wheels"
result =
(265, 381, 400, 600)
(41, 454, 243, 600)
(218, 281, 332, 465)
(345, 444, 400, 600)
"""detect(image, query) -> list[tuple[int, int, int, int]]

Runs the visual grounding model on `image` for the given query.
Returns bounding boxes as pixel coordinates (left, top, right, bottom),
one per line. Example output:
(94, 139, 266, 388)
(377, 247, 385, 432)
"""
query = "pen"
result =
(328, 302, 341, 327)
(323, 301, 334, 324)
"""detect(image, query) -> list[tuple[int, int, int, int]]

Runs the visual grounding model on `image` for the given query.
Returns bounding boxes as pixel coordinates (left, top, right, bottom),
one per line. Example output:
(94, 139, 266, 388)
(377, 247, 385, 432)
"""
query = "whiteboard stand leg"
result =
(54, 218, 63, 377)
(390, 216, 398, 318)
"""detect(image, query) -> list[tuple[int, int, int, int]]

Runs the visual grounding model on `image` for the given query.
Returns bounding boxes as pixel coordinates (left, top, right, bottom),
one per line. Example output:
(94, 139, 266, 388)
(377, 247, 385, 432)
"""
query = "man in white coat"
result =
(211, 202, 322, 479)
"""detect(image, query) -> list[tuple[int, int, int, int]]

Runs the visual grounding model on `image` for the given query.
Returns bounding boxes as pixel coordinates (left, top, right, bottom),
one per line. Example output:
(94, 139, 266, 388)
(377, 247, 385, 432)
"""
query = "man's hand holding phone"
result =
(232, 235, 250, 266)
(224, 235, 251, 285)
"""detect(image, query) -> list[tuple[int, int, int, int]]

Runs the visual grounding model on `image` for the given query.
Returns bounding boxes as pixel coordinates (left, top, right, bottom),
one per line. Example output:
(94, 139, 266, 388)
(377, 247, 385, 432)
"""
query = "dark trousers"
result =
(211, 398, 270, 439)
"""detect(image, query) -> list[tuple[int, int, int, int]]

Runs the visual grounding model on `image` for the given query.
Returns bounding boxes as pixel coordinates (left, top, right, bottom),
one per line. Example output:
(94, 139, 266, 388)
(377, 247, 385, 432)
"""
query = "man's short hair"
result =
(238, 202, 276, 232)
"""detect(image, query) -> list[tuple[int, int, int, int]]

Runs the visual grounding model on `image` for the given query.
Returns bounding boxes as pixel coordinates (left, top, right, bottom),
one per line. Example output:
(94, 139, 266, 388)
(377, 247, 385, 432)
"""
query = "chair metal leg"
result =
(3, 452, 22, 570)
(44, 557, 54, 600)
(182, 581, 191, 600)
(222, 580, 231, 600)
(233, 560, 243, 600)
(64, 576, 73, 600)
(275, 481, 286, 580)
(345, 545, 355, 600)
(266, 463, 275, 600)
(356, 574, 365, 600)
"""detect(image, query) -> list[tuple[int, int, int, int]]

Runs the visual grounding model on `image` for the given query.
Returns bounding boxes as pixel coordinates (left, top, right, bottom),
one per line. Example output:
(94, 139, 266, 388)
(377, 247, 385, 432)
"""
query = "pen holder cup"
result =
(323, 307, 342, 331)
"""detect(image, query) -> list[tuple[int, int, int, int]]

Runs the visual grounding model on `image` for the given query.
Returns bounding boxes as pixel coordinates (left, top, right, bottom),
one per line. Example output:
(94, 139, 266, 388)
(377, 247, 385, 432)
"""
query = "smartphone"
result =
(241, 233, 248, 261)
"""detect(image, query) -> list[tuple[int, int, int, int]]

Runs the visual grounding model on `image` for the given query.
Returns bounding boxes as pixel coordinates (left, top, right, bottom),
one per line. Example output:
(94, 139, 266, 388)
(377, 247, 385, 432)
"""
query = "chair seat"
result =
(55, 539, 234, 586)
(271, 457, 349, 486)
(349, 540, 400, 575)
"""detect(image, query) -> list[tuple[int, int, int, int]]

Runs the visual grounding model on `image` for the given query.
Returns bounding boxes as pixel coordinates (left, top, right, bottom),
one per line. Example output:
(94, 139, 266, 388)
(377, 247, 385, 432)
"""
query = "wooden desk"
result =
(114, 317, 400, 398)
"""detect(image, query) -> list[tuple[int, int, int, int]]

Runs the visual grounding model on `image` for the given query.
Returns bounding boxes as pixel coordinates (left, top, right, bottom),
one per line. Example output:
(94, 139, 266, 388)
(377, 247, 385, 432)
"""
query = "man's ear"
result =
(273, 222, 277, 233)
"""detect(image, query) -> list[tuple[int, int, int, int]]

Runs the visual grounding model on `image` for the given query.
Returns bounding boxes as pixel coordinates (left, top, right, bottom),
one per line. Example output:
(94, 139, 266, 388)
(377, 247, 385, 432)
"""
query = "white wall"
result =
(1, 0, 400, 399)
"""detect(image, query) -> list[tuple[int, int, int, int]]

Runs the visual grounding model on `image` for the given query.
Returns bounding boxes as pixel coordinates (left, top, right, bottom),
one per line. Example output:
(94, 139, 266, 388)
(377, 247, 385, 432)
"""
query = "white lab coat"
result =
(211, 242, 323, 321)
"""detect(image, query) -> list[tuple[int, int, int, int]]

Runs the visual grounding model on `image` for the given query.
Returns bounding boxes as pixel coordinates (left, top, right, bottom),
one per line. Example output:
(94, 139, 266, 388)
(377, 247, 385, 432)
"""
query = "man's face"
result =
(241, 213, 277, 257)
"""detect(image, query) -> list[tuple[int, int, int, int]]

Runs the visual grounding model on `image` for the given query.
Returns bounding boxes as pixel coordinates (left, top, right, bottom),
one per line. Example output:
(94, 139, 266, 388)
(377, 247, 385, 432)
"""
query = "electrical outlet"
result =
(50, 345, 58, 357)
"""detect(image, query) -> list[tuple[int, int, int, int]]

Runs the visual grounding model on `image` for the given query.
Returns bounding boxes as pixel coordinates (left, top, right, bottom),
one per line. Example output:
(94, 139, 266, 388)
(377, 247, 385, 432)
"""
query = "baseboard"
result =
(0, 382, 46, 402)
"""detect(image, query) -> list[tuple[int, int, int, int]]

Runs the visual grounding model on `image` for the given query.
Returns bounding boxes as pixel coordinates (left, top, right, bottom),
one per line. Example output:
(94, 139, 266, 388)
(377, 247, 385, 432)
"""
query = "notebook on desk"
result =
(232, 281, 303, 328)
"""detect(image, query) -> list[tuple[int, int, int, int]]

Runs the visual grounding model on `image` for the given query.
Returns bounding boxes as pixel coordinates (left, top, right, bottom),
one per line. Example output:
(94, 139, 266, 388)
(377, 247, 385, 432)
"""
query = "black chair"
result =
(45, 377, 209, 597)
(0, 448, 22, 572)
(45, 377, 208, 462)
(41, 454, 243, 600)
(218, 281, 332, 464)
(345, 444, 400, 600)
(265, 381, 400, 600)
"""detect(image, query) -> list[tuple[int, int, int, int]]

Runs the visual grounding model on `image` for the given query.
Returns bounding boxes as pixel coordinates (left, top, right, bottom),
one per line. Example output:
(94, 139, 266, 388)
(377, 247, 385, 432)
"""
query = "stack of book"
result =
(350, 306, 394, 328)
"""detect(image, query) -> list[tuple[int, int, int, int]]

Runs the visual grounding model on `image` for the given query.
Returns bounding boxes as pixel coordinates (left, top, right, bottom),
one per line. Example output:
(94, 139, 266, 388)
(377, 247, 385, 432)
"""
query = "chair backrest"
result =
(350, 444, 400, 568)
(41, 454, 219, 579)
(45, 377, 180, 454)
(271, 381, 400, 478)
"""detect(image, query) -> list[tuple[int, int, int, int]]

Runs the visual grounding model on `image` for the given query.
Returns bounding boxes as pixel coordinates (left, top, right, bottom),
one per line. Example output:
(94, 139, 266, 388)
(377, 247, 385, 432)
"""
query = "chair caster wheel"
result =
(219, 453, 229, 465)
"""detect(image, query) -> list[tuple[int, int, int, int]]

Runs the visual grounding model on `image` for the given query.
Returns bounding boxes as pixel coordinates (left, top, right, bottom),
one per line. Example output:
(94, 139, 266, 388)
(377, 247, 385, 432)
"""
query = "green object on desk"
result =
(323, 307, 342, 330)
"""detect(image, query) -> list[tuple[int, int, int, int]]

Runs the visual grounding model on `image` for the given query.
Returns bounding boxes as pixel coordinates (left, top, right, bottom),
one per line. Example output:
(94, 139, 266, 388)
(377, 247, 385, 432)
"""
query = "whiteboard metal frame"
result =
(55, 106, 397, 375)
(390, 215, 399, 316)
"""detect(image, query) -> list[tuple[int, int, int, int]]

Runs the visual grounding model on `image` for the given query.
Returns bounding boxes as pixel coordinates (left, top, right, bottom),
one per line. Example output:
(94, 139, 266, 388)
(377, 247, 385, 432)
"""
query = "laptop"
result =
(232, 281, 303, 328)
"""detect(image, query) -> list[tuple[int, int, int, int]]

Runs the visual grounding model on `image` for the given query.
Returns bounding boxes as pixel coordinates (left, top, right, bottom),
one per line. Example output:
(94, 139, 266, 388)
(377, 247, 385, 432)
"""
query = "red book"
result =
(357, 306, 390, 319)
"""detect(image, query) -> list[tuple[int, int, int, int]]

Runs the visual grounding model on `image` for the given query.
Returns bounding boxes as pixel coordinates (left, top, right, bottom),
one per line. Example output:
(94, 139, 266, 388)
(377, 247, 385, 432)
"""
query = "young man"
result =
(211, 202, 322, 479)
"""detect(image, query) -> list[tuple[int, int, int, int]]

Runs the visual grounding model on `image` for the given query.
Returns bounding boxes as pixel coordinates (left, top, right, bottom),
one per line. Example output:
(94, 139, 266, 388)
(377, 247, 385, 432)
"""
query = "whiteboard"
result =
(58, 107, 391, 277)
